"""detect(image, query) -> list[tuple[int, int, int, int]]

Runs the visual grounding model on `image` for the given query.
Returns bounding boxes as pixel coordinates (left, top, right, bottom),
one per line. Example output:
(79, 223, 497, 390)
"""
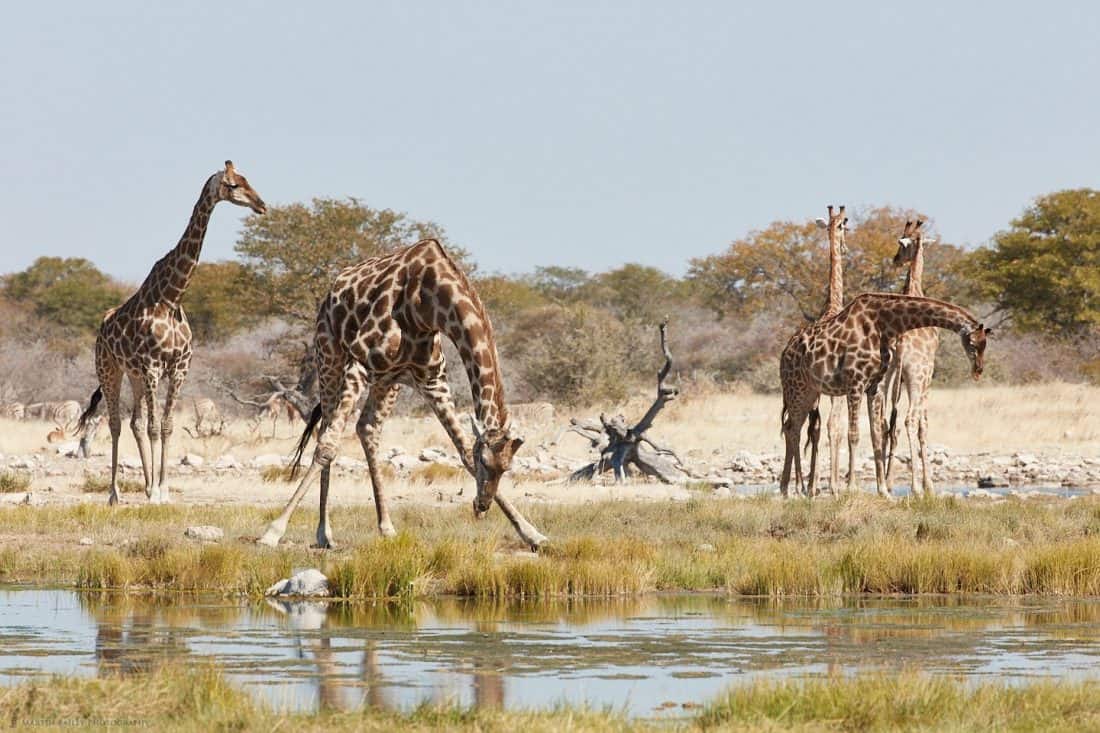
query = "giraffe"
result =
(804, 205, 849, 498)
(779, 293, 991, 497)
(882, 220, 941, 496)
(259, 238, 546, 551)
(76, 161, 266, 505)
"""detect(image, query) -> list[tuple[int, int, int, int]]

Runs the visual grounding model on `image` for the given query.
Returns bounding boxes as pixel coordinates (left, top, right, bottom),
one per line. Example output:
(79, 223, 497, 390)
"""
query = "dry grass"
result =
(0, 471, 31, 493)
(4, 665, 1100, 732)
(80, 473, 143, 494)
(5, 495, 1100, 598)
(5, 383, 1094, 478)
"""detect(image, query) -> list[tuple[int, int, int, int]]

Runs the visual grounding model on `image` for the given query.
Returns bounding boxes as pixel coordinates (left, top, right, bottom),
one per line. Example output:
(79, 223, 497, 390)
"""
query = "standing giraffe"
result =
(76, 162, 266, 505)
(779, 293, 991, 497)
(259, 238, 546, 551)
(882, 220, 941, 496)
(804, 205, 849, 497)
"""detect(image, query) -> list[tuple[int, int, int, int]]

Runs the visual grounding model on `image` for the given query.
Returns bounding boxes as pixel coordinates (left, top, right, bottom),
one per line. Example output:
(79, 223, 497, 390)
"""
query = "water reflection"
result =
(3, 589, 1100, 715)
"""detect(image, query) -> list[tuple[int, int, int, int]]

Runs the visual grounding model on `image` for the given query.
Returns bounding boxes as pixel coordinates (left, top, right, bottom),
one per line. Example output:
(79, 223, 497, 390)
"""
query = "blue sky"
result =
(1, 1, 1097, 282)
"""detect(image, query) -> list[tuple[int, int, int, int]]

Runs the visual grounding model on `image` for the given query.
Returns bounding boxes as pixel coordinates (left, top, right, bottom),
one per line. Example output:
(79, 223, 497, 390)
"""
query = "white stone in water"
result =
(265, 568, 330, 598)
(181, 453, 204, 467)
(250, 454, 285, 468)
(184, 525, 224, 542)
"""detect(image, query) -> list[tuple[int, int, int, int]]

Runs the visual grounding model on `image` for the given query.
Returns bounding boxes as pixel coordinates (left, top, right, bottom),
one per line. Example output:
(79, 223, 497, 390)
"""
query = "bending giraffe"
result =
(882, 220, 941, 496)
(259, 238, 546, 551)
(779, 293, 991, 497)
(77, 162, 266, 505)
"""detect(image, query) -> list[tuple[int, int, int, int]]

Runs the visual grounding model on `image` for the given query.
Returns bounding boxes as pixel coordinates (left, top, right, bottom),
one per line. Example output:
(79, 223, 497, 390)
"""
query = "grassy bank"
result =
(4, 494, 1100, 598)
(3, 665, 1100, 732)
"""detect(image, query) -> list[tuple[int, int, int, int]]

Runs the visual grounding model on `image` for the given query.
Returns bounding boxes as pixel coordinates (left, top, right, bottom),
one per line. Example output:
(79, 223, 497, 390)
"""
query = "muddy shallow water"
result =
(2, 588, 1100, 715)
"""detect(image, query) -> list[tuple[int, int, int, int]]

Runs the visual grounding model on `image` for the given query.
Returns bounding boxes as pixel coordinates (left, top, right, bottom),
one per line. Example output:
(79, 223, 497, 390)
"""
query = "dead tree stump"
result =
(567, 320, 689, 484)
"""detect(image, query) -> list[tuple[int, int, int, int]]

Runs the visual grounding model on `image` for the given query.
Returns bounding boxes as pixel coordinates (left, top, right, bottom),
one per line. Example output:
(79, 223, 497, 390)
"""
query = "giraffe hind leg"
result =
(355, 381, 402, 539)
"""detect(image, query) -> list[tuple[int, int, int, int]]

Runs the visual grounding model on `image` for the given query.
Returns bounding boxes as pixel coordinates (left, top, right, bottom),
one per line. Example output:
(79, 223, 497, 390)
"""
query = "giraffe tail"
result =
(76, 388, 102, 434)
(804, 407, 820, 455)
(289, 403, 322, 479)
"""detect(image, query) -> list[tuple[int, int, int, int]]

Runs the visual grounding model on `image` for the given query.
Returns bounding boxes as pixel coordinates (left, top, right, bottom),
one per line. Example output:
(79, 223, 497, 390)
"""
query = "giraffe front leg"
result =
(142, 374, 164, 504)
(356, 382, 401, 539)
(867, 387, 890, 498)
(156, 370, 186, 503)
(845, 393, 862, 493)
(827, 397, 842, 497)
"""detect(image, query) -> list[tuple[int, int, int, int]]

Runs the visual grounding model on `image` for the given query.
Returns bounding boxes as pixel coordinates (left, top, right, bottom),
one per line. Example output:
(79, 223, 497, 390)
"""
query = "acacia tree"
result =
(235, 198, 468, 325)
(687, 206, 969, 321)
(965, 189, 1100, 335)
(2, 256, 128, 338)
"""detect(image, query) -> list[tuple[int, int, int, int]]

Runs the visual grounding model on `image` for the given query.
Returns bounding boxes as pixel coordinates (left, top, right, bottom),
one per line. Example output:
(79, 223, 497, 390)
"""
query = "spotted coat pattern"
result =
(779, 293, 990, 498)
(261, 239, 547, 551)
(88, 162, 265, 505)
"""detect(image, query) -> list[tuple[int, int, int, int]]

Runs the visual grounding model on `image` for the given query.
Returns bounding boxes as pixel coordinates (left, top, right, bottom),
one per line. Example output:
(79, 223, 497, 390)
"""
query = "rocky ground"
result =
(3, 437, 1099, 509)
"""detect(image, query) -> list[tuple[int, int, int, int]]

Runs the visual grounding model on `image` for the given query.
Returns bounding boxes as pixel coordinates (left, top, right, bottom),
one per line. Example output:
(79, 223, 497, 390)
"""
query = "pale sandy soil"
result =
(2, 382, 1098, 510)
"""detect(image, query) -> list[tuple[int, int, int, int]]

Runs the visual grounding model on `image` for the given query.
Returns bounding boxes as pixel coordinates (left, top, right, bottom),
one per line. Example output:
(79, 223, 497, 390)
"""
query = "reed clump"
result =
(8, 494, 1100, 599)
(6, 665, 1100, 731)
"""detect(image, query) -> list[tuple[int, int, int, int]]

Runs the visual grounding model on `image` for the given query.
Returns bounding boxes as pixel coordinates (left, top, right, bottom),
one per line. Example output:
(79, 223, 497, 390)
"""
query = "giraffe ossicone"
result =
(76, 161, 266, 506)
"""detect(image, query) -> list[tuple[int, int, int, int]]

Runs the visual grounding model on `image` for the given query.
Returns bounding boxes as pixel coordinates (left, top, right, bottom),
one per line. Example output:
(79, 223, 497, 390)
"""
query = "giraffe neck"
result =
(824, 223, 844, 317)
(137, 175, 219, 309)
(903, 242, 925, 297)
(861, 294, 979, 339)
(437, 266, 509, 431)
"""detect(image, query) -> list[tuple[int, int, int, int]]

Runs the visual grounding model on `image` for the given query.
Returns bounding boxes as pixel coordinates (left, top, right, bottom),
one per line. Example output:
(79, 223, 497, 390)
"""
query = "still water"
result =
(2, 588, 1100, 715)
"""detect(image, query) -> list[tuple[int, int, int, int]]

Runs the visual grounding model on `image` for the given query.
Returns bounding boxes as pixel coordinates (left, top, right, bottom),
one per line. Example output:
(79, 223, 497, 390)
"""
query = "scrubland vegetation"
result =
(1, 192, 1098, 415)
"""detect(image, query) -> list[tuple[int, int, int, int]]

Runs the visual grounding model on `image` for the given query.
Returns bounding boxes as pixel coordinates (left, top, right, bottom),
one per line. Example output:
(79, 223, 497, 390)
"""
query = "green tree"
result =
(235, 198, 468, 326)
(687, 206, 968, 320)
(964, 189, 1100, 335)
(3, 257, 128, 335)
(587, 263, 682, 322)
(181, 261, 261, 342)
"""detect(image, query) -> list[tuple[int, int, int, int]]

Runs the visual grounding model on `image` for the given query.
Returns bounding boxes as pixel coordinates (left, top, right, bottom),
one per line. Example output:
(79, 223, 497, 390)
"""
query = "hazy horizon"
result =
(2, 1, 1097, 281)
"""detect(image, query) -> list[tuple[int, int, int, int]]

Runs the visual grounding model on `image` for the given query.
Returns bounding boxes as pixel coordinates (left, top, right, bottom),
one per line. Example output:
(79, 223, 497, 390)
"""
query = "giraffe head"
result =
(893, 220, 926, 265)
(215, 160, 267, 214)
(469, 417, 525, 517)
(817, 204, 849, 253)
(960, 324, 992, 379)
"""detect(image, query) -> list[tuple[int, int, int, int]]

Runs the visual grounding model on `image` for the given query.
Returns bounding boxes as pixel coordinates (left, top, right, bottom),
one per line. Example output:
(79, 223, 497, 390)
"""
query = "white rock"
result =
(79, 537, 94, 546)
(419, 447, 448, 462)
(265, 568, 330, 598)
(184, 525, 224, 542)
(181, 454, 204, 468)
(214, 455, 240, 470)
(388, 454, 417, 472)
(250, 454, 286, 468)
